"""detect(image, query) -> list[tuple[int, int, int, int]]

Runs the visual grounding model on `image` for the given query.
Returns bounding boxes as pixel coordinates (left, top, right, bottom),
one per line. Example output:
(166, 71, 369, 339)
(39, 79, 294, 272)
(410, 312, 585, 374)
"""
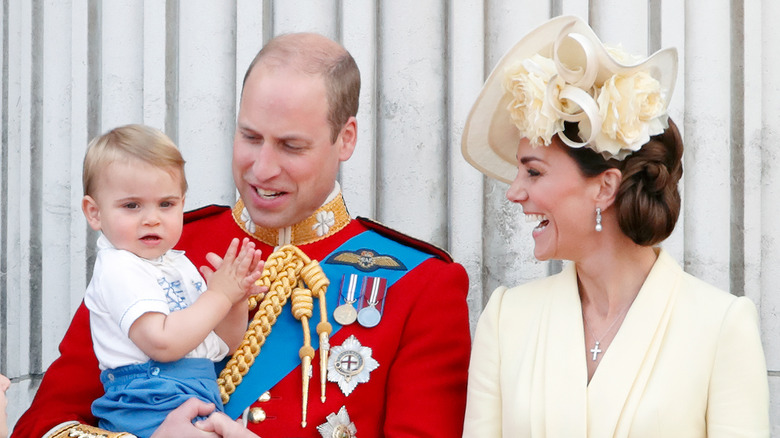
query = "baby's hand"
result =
(200, 238, 264, 304)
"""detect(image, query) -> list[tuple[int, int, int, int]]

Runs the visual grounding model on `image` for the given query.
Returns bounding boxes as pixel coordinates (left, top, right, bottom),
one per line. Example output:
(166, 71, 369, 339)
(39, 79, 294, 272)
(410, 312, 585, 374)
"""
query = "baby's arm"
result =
(128, 238, 262, 362)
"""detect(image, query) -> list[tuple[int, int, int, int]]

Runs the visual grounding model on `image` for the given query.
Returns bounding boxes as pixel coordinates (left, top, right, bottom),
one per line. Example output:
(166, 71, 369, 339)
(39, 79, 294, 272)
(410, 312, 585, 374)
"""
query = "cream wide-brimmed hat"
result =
(461, 15, 678, 183)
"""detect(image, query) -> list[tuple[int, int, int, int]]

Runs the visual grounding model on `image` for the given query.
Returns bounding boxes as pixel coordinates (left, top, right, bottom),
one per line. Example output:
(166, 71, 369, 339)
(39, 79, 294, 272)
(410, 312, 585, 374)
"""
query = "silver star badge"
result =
(317, 406, 357, 438)
(327, 335, 379, 396)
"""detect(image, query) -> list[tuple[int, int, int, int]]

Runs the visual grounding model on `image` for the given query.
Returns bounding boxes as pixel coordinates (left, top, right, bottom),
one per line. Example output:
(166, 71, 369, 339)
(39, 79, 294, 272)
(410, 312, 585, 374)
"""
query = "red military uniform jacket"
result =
(14, 194, 471, 437)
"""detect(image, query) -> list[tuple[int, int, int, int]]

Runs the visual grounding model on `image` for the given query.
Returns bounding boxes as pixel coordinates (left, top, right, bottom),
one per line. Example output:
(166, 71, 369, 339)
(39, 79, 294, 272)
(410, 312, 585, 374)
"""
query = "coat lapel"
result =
(535, 263, 589, 437)
(586, 249, 681, 437)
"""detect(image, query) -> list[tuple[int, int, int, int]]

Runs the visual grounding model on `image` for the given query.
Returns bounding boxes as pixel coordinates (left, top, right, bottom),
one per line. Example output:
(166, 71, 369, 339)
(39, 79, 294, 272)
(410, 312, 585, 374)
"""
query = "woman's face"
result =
(506, 138, 601, 261)
(0, 373, 9, 438)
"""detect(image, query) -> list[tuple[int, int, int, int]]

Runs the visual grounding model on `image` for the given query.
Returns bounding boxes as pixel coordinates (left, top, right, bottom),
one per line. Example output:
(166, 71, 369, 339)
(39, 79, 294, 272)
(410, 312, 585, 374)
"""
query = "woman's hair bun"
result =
(614, 119, 683, 246)
(639, 161, 671, 194)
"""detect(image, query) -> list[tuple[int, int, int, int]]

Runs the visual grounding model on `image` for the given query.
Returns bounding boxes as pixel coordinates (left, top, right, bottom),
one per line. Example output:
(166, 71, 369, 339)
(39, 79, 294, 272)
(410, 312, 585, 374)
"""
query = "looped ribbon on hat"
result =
(543, 21, 603, 150)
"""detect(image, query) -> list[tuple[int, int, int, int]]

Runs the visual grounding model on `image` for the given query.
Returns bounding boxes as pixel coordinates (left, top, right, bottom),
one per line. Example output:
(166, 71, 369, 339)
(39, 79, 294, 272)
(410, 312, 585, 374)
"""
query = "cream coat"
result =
(463, 250, 769, 437)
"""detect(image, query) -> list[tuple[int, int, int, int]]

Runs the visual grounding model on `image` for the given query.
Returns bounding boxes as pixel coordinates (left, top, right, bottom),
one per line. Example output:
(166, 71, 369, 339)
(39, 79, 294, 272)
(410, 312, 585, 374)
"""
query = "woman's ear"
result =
(82, 195, 102, 231)
(595, 168, 622, 208)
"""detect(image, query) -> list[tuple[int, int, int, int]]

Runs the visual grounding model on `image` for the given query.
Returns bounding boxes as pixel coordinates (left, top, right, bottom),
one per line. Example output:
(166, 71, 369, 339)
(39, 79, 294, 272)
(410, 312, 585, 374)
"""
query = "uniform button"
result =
(247, 407, 266, 423)
(107, 373, 115, 381)
(151, 367, 160, 376)
(258, 391, 271, 403)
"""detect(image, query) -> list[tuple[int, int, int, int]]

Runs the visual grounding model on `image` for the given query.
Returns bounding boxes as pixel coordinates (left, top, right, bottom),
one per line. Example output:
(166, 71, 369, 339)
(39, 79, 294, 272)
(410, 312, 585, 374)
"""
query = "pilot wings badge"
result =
(326, 249, 406, 273)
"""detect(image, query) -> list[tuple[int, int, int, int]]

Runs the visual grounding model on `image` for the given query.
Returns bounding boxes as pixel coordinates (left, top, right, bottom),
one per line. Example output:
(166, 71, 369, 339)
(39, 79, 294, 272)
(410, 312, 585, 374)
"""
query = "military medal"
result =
(333, 274, 359, 325)
(327, 335, 379, 396)
(317, 406, 357, 438)
(357, 277, 386, 328)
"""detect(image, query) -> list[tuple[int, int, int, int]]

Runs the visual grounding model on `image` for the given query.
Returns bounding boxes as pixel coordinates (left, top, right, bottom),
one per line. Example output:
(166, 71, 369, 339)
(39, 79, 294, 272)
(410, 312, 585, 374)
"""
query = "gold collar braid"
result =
(232, 193, 351, 246)
(217, 245, 332, 428)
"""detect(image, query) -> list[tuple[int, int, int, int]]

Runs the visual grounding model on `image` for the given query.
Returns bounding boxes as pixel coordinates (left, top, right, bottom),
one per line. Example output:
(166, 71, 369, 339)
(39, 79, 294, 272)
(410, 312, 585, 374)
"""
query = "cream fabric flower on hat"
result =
(591, 70, 667, 158)
(504, 55, 570, 146)
(503, 42, 669, 160)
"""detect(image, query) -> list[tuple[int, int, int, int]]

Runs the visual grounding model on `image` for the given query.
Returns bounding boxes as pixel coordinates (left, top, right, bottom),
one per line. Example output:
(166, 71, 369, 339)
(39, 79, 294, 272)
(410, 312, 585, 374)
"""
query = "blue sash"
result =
(224, 230, 433, 418)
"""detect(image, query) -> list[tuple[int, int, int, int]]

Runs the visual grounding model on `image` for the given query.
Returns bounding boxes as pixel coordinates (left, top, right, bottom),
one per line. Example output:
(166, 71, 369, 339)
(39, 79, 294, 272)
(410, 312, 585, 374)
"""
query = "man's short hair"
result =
(242, 33, 361, 143)
(83, 124, 187, 197)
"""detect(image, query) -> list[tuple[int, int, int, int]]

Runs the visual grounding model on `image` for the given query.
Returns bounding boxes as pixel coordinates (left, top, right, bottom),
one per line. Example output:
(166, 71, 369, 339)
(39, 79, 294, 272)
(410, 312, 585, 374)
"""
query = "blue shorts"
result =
(92, 358, 224, 438)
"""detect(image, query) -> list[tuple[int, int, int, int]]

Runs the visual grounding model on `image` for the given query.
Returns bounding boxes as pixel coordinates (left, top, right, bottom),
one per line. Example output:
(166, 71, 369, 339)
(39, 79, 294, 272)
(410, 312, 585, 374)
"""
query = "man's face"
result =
(233, 66, 356, 229)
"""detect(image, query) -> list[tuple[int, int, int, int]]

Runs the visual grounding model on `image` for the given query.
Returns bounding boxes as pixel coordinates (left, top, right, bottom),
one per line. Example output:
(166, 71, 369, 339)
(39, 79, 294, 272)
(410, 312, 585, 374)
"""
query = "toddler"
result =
(81, 124, 262, 437)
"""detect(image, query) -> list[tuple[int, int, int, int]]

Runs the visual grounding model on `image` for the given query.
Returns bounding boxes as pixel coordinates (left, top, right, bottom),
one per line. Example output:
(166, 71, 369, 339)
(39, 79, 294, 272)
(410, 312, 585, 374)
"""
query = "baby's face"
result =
(84, 159, 185, 260)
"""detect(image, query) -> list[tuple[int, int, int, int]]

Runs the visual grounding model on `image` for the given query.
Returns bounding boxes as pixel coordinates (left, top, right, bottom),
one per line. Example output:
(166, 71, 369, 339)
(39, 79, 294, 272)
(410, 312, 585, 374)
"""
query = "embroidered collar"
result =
(232, 192, 352, 246)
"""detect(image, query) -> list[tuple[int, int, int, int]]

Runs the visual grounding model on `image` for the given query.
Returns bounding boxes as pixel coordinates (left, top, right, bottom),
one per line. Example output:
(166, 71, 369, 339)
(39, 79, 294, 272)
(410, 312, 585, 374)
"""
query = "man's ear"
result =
(82, 195, 102, 231)
(595, 168, 622, 208)
(337, 116, 358, 162)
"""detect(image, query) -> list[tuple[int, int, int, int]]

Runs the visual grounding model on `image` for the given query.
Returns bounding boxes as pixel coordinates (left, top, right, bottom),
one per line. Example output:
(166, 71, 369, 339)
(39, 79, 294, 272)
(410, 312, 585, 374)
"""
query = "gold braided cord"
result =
(217, 245, 331, 407)
(291, 285, 314, 321)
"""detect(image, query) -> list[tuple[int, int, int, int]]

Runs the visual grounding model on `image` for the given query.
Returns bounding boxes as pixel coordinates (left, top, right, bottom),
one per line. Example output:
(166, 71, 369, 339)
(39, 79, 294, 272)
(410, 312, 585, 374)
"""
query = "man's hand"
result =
(150, 398, 220, 438)
(195, 412, 259, 437)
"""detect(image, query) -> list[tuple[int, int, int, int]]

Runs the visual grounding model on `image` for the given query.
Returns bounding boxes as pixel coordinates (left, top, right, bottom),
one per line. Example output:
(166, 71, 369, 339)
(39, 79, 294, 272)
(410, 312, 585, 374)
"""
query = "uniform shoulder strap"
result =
(356, 217, 454, 263)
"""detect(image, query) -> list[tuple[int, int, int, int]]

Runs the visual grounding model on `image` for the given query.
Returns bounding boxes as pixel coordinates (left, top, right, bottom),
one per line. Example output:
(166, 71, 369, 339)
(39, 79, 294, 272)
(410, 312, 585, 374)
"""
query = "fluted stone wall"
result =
(2, 0, 778, 433)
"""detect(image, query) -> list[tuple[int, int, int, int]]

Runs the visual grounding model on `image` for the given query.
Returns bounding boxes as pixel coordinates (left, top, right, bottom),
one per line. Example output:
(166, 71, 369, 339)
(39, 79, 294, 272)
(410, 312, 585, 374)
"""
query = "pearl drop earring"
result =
(595, 207, 602, 232)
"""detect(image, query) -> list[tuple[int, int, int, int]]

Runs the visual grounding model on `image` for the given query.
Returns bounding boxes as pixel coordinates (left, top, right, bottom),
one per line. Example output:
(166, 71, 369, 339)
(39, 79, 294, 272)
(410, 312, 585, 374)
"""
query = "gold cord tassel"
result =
(217, 245, 330, 421)
(302, 260, 332, 402)
(292, 285, 314, 427)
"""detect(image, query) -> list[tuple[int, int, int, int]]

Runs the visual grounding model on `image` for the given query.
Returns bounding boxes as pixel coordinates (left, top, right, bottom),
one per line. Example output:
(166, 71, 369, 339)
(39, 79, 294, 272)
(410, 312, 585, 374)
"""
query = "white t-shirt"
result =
(85, 234, 229, 370)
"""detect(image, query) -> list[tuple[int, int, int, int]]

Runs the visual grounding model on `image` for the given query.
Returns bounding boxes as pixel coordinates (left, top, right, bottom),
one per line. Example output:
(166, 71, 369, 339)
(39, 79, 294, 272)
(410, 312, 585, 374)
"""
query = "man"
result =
(14, 33, 471, 437)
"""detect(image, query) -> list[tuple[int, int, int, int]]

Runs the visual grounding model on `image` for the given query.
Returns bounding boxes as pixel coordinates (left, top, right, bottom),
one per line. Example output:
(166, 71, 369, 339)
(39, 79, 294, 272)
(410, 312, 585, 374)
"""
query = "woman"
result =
(461, 16, 769, 437)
